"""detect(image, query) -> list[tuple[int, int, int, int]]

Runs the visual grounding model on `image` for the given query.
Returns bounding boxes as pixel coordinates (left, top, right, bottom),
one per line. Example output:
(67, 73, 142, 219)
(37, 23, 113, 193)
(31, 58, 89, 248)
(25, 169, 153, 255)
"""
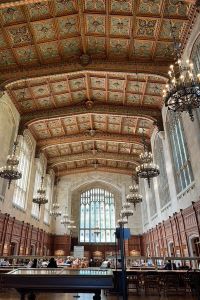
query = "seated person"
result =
(31, 259, 38, 268)
(72, 258, 80, 268)
(65, 256, 72, 266)
(47, 257, 57, 268)
(117, 258, 122, 268)
(100, 260, 111, 268)
(41, 259, 48, 267)
(163, 260, 177, 270)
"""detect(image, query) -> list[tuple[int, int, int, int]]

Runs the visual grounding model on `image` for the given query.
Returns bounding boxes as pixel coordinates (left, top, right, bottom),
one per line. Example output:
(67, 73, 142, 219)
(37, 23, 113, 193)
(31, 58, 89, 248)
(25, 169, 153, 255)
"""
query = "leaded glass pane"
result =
(154, 135, 170, 208)
(79, 188, 115, 243)
(167, 114, 194, 193)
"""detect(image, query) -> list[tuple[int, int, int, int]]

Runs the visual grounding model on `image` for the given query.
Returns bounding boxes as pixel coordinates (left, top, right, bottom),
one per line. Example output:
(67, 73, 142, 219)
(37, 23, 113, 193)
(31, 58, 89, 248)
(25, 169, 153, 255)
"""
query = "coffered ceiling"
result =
(0, 0, 197, 177)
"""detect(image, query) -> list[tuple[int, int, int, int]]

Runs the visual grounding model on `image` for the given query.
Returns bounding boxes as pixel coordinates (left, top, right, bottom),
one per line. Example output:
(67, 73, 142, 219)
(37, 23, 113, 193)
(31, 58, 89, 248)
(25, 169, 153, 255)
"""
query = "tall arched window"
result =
(190, 34, 200, 120)
(140, 180, 149, 227)
(167, 114, 194, 194)
(13, 134, 33, 209)
(154, 134, 171, 208)
(79, 188, 115, 243)
(191, 33, 200, 74)
(148, 180, 157, 217)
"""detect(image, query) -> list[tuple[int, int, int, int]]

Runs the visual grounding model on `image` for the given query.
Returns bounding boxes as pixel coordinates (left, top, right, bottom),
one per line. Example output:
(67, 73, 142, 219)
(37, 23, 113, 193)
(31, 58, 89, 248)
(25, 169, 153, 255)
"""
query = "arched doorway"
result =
(30, 245, 35, 255)
(168, 241, 174, 257)
(189, 235, 200, 257)
(188, 235, 200, 268)
(10, 242, 17, 256)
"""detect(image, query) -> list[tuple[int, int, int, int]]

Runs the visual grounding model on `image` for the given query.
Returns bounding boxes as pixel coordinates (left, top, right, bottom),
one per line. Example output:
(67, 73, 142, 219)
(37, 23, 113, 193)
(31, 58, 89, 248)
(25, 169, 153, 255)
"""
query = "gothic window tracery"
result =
(79, 188, 115, 243)
(167, 114, 193, 193)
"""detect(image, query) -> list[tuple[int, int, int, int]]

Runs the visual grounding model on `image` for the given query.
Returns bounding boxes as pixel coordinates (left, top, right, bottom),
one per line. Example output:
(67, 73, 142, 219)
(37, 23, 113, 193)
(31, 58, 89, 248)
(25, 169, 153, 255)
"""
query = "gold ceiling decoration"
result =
(0, 0, 197, 176)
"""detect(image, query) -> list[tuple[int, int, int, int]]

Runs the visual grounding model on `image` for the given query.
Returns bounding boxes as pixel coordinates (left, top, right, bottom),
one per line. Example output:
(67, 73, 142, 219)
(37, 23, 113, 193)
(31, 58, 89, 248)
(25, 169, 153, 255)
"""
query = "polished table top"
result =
(7, 268, 113, 276)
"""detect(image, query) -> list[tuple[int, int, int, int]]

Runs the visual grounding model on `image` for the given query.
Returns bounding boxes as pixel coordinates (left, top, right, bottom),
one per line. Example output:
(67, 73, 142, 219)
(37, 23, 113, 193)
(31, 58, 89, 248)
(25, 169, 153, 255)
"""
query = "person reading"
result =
(47, 257, 57, 268)
(164, 260, 177, 270)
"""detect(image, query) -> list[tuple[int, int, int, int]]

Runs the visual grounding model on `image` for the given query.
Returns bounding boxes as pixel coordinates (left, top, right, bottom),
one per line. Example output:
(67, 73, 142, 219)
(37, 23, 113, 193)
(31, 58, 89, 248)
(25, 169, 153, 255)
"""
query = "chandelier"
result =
(50, 177, 61, 219)
(120, 202, 134, 218)
(162, 10, 200, 121)
(163, 59, 200, 121)
(117, 218, 128, 226)
(50, 202, 61, 219)
(32, 176, 48, 209)
(136, 128, 159, 187)
(93, 226, 101, 236)
(126, 185, 142, 209)
(0, 141, 22, 189)
(61, 207, 75, 228)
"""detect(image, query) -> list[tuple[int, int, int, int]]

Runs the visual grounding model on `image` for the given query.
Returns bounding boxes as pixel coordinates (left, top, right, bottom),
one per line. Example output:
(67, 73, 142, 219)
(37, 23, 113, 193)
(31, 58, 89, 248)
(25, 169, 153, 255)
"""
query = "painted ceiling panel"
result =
(0, 0, 195, 176)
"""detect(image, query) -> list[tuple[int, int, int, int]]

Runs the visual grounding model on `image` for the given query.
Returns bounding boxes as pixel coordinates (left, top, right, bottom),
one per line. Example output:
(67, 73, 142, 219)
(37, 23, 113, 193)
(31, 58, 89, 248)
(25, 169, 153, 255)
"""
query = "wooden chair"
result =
(143, 272, 161, 295)
(127, 273, 140, 295)
(163, 272, 186, 296)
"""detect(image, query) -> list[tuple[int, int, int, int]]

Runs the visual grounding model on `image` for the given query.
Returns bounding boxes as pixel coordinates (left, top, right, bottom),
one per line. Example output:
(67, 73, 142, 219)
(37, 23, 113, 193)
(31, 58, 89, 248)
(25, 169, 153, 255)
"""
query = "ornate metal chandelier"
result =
(50, 178, 61, 219)
(61, 207, 75, 228)
(136, 128, 159, 187)
(117, 217, 128, 226)
(162, 10, 200, 121)
(94, 226, 101, 236)
(32, 176, 48, 209)
(126, 185, 142, 209)
(0, 141, 22, 189)
(120, 202, 134, 218)
(163, 59, 200, 121)
(50, 202, 61, 219)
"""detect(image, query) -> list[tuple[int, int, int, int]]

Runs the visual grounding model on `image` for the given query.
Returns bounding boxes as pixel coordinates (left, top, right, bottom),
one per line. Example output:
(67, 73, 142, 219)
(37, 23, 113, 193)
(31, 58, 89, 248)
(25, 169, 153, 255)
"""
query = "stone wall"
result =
(141, 14, 200, 232)
(53, 171, 143, 237)
(0, 94, 53, 233)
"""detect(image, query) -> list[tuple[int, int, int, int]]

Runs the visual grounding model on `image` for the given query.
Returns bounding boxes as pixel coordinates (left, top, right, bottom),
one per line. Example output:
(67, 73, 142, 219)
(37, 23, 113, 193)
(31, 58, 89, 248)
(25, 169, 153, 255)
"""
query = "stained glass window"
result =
(13, 135, 33, 209)
(190, 34, 200, 119)
(191, 34, 200, 75)
(79, 188, 115, 243)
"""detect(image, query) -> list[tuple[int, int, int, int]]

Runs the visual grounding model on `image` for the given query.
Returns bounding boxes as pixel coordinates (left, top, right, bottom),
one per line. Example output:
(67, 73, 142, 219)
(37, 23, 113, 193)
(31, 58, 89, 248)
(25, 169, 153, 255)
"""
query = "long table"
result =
(1, 268, 113, 300)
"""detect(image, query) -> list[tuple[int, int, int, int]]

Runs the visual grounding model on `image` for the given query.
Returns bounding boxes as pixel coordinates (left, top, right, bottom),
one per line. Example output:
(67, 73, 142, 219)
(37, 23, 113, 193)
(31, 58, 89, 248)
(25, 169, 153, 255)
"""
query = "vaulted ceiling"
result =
(0, 0, 197, 177)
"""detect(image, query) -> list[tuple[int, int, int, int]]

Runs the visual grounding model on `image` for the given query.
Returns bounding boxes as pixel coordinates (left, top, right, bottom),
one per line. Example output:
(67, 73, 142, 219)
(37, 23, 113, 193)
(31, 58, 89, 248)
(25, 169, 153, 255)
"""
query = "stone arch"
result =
(71, 180, 122, 239)
(188, 233, 200, 257)
(168, 240, 174, 257)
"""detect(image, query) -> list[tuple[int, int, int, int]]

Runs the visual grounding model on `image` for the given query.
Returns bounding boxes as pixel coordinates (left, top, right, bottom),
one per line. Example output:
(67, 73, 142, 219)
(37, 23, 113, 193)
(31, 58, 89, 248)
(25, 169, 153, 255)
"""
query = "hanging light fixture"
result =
(50, 177, 61, 219)
(94, 226, 101, 236)
(32, 175, 48, 209)
(163, 9, 200, 121)
(117, 218, 128, 226)
(0, 140, 22, 189)
(120, 202, 134, 218)
(126, 184, 142, 209)
(136, 127, 159, 188)
(50, 202, 61, 219)
(61, 207, 75, 228)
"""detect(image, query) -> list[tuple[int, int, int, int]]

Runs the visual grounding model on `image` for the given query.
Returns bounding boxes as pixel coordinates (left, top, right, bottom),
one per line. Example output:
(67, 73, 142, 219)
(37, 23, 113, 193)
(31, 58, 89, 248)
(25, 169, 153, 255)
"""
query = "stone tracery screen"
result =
(79, 188, 115, 243)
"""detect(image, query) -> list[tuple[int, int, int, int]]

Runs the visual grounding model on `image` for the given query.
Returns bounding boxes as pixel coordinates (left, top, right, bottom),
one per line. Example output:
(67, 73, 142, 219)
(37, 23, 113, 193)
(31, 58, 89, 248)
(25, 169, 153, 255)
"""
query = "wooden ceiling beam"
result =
(1, 62, 168, 87)
(48, 152, 140, 166)
(38, 132, 144, 150)
(0, 0, 49, 9)
(19, 102, 162, 131)
(53, 166, 133, 177)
